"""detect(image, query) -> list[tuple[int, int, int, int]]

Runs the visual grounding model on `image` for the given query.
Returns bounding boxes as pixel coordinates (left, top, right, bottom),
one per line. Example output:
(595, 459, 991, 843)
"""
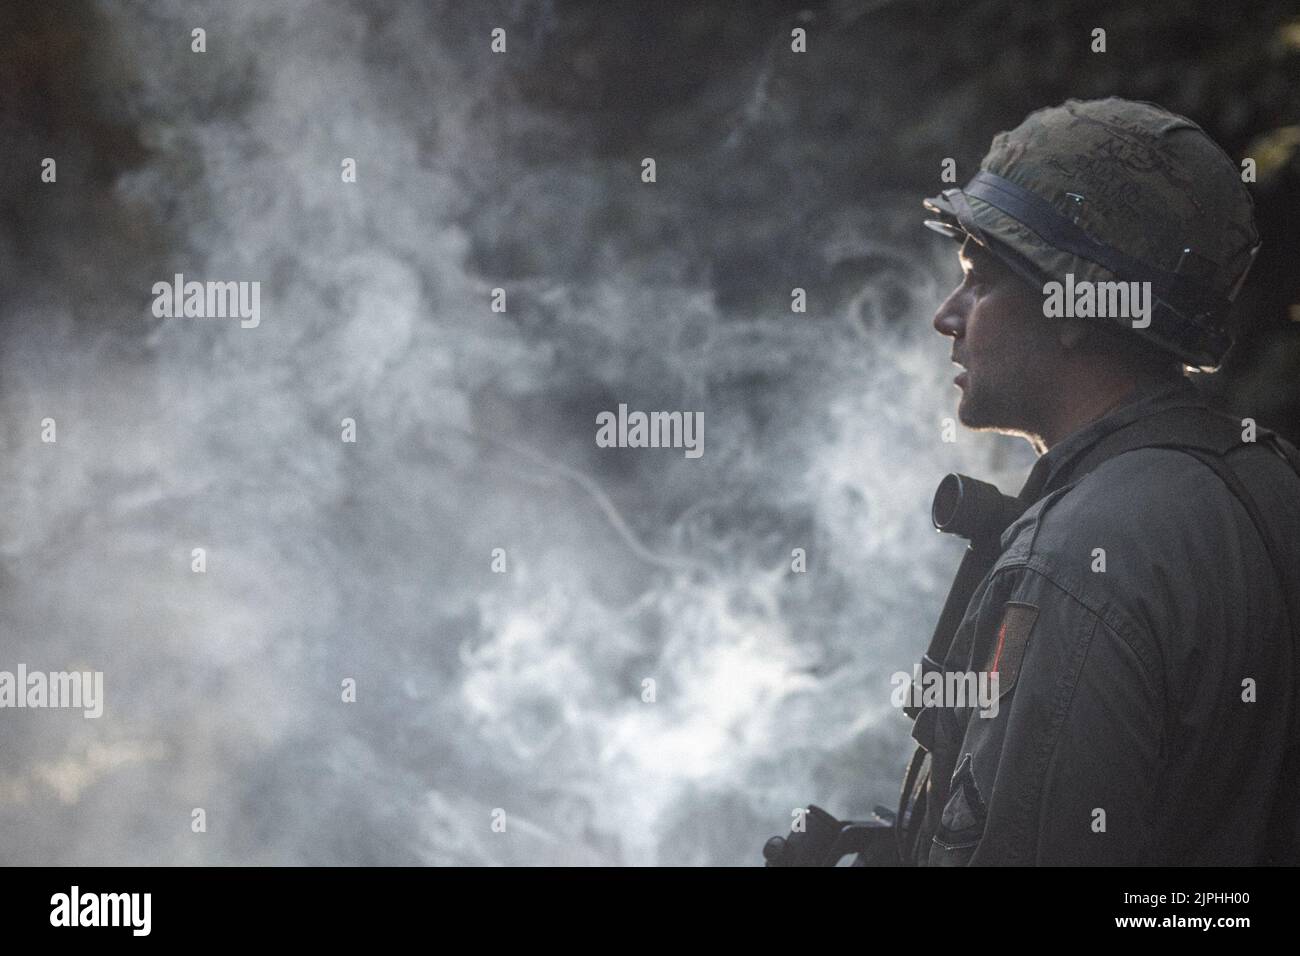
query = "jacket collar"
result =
(1017, 378, 1204, 506)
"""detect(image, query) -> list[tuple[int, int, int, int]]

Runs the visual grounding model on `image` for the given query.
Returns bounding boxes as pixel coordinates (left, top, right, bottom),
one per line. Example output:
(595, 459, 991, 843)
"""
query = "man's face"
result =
(933, 237, 1058, 436)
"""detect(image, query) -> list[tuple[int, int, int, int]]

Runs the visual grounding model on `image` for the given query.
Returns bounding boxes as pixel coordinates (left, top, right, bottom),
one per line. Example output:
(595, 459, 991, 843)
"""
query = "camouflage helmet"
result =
(923, 97, 1260, 370)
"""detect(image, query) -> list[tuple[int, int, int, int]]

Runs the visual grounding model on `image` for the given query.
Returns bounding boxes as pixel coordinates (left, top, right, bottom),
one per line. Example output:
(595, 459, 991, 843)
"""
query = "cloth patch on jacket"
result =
(984, 602, 1039, 696)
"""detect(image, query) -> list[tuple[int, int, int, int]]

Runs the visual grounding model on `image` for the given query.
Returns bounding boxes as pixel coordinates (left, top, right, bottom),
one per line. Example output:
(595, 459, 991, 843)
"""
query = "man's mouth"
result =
(952, 356, 967, 387)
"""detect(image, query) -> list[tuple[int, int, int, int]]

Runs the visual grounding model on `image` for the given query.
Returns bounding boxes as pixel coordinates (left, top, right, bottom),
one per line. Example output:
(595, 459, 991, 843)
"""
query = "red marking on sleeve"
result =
(990, 620, 1008, 674)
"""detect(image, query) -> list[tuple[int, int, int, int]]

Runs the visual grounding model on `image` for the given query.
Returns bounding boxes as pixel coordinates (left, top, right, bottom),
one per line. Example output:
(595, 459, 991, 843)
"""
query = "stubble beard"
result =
(956, 371, 1041, 441)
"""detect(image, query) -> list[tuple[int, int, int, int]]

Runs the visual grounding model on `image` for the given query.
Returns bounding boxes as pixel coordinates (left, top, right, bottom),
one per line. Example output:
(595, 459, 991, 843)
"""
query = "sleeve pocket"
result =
(930, 751, 989, 864)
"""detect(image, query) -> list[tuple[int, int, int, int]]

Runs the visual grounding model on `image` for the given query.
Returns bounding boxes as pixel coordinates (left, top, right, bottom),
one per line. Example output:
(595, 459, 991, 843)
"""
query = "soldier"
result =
(900, 97, 1300, 865)
(764, 97, 1300, 868)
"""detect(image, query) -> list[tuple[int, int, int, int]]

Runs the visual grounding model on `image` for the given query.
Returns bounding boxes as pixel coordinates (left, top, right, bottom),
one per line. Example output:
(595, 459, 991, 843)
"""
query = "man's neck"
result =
(1035, 375, 1176, 451)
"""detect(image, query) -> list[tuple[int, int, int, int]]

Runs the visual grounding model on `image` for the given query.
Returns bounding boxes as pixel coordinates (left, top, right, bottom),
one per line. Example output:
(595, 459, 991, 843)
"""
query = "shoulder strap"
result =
(1070, 405, 1300, 633)
(1179, 442, 1300, 864)
(1169, 445, 1296, 615)
(1080, 409, 1300, 864)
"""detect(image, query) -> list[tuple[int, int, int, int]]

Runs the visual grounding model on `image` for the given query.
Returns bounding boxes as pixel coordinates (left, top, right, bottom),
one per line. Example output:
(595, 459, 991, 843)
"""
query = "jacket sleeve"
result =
(959, 563, 1165, 865)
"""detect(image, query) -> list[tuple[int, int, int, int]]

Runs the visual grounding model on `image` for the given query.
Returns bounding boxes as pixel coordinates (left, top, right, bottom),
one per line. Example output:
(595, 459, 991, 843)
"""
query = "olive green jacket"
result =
(906, 380, 1300, 865)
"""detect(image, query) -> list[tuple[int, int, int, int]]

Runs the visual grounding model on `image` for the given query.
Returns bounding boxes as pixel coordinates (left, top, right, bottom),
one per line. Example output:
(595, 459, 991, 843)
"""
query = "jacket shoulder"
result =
(1002, 446, 1238, 567)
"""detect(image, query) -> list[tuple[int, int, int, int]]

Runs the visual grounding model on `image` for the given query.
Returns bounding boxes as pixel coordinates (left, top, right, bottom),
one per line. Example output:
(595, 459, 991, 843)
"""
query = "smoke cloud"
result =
(0, 0, 1032, 865)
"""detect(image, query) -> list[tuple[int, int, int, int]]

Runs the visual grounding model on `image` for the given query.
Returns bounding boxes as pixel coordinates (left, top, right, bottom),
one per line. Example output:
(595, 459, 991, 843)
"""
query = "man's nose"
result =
(932, 286, 966, 339)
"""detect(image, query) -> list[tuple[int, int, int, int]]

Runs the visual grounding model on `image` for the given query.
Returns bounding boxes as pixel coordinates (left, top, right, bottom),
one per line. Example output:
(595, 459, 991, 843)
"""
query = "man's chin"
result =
(956, 388, 1040, 444)
(955, 389, 985, 429)
(955, 388, 1005, 431)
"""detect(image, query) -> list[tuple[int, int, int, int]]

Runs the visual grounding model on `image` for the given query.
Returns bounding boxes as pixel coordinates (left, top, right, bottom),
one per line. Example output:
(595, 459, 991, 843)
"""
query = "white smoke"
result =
(0, 0, 1032, 865)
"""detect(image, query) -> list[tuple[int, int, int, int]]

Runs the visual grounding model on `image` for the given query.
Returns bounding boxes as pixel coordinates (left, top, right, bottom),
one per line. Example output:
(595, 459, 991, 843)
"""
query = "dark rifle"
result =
(762, 805, 901, 867)
(762, 473, 1024, 867)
